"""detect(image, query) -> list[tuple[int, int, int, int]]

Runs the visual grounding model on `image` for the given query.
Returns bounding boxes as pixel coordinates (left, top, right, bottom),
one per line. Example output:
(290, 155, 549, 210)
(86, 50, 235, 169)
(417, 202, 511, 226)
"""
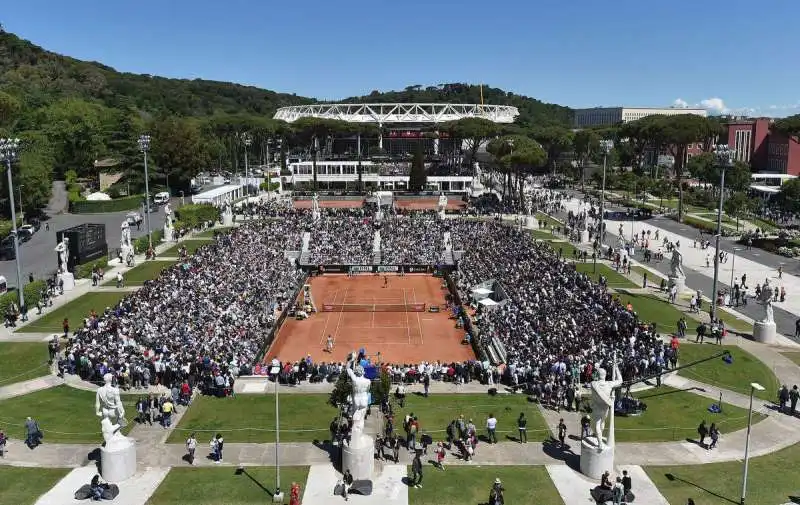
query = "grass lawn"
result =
(0, 467, 71, 505)
(545, 240, 581, 261)
(782, 352, 800, 367)
(18, 291, 129, 333)
(615, 386, 764, 442)
(0, 385, 136, 443)
(535, 212, 562, 229)
(530, 229, 556, 240)
(146, 466, 309, 505)
(168, 393, 549, 444)
(0, 342, 50, 384)
(408, 465, 564, 505)
(713, 308, 754, 335)
(162, 239, 213, 257)
(196, 227, 233, 238)
(574, 263, 638, 289)
(104, 260, 177, 286)
(614, 289, 688, 334)
(631, 265, 666, 285)
(676, 343, 780, 401)
(646, 441, 800, 505)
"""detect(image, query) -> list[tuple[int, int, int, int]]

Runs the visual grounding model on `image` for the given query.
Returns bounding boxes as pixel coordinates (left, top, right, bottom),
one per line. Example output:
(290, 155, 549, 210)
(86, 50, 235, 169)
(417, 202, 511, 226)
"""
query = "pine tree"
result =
(329, 371, 352, 408)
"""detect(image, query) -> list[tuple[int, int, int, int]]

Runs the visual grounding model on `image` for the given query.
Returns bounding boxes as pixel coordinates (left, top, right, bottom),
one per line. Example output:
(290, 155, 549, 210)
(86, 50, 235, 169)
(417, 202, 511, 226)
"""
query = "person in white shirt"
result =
(486, 414, 498, 444)
(185, 433, 197, 465)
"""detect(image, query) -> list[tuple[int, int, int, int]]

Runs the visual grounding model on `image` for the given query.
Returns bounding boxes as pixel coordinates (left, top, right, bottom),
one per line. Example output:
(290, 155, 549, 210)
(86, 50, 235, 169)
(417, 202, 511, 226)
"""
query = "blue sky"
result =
(3, 0, 799, 116)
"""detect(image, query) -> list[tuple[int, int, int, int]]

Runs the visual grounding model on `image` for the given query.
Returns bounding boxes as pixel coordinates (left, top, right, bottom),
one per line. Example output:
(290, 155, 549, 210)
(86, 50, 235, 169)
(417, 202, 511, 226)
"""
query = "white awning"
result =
(478, 298, 498, 306)
(471, 287, 493, 295)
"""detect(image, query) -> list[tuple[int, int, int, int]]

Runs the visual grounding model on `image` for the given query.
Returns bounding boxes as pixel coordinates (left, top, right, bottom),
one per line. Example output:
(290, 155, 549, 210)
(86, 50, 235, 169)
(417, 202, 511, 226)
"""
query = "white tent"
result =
(86, 192, 112, 201)
(471, 287, 493, 296)
(478, 298, 498, 306)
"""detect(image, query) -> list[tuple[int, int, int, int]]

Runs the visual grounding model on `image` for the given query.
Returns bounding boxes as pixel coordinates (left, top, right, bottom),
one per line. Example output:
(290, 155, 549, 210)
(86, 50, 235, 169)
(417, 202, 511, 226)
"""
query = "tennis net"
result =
(321, 303, 426, 312)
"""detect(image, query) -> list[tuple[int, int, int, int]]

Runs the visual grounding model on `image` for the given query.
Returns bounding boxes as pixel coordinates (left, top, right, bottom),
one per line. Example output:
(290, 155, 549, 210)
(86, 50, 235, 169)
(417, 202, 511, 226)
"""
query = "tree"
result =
(487, 135, 546, 206)
(439, 117, 499, 169)
(291, 118, 353, 191)
(329, 372, 352, 408)
(151, 116, 208, 193)
(723, 192, 755, 230)
(771, 114, 800, 138)
(408, 144, 427, 191)
(369, 367, 391, 407)
(0, 91, 21, 129)
(776, 178, 800, 214)
(39, 98, 109, 178)
(573, 129, 600, 188)
(528, 126, 572, 174)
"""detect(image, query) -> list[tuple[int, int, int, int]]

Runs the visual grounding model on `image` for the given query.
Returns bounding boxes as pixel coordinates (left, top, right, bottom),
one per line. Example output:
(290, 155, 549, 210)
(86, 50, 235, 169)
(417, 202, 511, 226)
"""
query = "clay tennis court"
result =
(395, 197, 466, 211)
(293, 199, 363, 209)
(266, 274, 474, 363)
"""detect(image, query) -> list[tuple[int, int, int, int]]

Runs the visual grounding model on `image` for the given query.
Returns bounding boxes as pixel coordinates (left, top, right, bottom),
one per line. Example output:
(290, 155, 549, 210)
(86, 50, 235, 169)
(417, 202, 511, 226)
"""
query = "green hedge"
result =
(174, 204, 220, 232)
(0, 280, 46, 314)
(0, 217, 24, 239)
(134, 229, 164, 254)
(681, 215, 737, 237)
(74, 258, 109, 279)
(69, 195, 144, 214)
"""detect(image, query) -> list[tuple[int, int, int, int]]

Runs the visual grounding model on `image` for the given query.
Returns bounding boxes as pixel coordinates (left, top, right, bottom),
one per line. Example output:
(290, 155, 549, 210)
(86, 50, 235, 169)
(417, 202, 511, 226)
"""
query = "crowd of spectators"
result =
(57, 221, 304, 392)
(380, 215, 448, 265)
(308, 216, 376, 264)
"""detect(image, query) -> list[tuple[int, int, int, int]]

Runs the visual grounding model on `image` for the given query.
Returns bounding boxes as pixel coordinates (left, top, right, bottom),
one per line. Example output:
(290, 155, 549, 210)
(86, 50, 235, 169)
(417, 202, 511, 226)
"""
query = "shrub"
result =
(259, 181, 281, 192)
(681, 215, 737, 237)
(0, 280, 47, 314)
(69, 195, 144, 214)
(174, 204, 219, 231)
(0, 217, 24, 239)
(134, 229, 164, 254)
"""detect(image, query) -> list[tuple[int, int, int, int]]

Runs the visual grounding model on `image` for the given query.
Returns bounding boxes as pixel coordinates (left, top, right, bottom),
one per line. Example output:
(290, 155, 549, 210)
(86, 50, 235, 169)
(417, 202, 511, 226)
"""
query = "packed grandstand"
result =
(58, 192, 669, 401)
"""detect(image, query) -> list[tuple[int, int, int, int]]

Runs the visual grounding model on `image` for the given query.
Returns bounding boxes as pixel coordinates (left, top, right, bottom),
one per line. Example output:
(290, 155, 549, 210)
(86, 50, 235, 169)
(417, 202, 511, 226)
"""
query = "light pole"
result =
(710, 144, 733, 322)
(0, 138, 25, 311)
(241, 132, 252, 196)
(179, 190, 185, 206)
(741, 382, 765, 505)
(598, 139, 614, 249)
(137, 135, 152, 249)
(269, 364, 284, 503)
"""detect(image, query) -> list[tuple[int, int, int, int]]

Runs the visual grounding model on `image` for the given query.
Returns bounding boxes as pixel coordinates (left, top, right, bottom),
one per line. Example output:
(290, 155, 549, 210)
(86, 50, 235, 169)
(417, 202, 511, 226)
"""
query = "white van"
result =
(153, 192, 170, 205)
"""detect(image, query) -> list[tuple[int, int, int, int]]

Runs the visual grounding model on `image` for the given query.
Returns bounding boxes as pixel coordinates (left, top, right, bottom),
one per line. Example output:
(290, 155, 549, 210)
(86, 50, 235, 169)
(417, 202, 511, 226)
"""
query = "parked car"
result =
(16, 228, 33, 243)
(19, 224, 37, 236)
(0, 236, 16, 260)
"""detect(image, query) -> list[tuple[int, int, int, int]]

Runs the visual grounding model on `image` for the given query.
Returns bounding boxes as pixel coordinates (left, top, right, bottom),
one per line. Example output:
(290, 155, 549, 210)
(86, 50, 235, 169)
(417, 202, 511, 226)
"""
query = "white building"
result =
(573, 107, 708, 128)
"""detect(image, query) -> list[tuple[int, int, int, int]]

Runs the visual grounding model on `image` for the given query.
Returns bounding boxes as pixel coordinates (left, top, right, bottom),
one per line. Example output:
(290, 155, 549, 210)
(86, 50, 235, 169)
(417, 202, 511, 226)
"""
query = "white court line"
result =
(414, 288, 423, 345)
(331, 286, 349, 346)
(317, 287, 340, 346)
(404, 288, 411, 344)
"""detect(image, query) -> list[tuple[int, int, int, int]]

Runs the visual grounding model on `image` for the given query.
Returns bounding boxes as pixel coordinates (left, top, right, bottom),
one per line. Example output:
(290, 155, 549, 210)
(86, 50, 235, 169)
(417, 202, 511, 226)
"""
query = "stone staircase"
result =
(299, 251, 311, 265)
(301, 231, 311, 252)
(372, 250, 381, 265)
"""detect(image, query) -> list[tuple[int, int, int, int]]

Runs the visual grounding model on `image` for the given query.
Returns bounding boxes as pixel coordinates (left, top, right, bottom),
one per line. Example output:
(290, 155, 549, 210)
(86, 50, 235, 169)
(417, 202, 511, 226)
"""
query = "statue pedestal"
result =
(311, 210, 321, 221)
(753, 320, 776, 344)
(526, 216, 536, 229)
(342, 434, 374, 481)
(222, 213, 234, 227)
(119, 246, 132, 265)
(163, 226, 173, 242)
(58, 272, 75, 292)
(438, 209, 446, 220)
(668, 275, 686, 294)
(100, 440, 137, 482)
(580, 230, 590, 244)
(580, 437, 614, 480)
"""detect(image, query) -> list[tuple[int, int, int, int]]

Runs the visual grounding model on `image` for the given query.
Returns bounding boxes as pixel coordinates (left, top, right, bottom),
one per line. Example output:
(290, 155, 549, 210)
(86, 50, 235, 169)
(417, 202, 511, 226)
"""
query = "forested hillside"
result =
(0, 26, 573, 219)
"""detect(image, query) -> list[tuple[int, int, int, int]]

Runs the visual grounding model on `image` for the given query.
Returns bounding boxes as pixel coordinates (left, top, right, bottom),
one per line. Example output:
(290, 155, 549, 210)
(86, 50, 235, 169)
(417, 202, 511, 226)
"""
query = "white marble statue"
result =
(164, 203, 173, 228)
(120, 221, 131, 249)
(55, 238, 70, 273)
(345, 353, 372, 436)
(95, 373, 130, 450)
(590, 360, 623, 450)
(670, 245, 685, 279)
(758, 279, 775, 324)
(311, 192, 321, 220)
(437, 192, 448, 211)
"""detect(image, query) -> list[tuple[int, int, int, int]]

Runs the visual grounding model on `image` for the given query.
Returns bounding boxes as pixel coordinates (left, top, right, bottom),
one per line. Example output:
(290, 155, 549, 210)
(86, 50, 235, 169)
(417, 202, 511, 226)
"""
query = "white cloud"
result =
(699, 97, 728, 114)
(672, 98, 689, 108)
(670, 97, 800, 118)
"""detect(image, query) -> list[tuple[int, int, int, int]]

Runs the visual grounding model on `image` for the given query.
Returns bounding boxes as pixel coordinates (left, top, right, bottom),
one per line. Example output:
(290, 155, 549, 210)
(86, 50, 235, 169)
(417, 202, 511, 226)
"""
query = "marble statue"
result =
(758, 279, 775, 324)
(120, 221, 131, 250)
(375, 192, 382, 208)
(95, 373, 129, 450)
(345, 352, 371, 436)
(589, 360, 623, 450)
(55, 238, 70, 273)
(670, 245, 685, 279)
(164, 203, 173, 227)
(437, 192, 448, 211)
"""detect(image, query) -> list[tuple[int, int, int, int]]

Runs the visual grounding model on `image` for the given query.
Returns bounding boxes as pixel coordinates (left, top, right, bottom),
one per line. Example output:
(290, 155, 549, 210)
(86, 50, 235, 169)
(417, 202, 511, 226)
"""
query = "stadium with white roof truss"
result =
(273, 103, 519, 193)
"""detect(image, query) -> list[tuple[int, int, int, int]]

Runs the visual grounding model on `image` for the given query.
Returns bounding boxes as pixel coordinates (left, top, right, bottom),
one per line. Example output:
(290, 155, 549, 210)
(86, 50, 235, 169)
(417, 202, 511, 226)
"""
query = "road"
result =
(1, 201, 174, 288)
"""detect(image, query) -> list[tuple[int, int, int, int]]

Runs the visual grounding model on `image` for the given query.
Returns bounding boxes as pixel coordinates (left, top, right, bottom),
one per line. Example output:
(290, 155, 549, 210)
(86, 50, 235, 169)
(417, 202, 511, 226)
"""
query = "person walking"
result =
(517, 412, 527, 443)
(557, 418, 567, 447)
(621, 469, 632, 500)
(612, 476, 624, 505)
(790, 385, 799, 416)
(186, 432, 197, 465)
(214, 433, 224, 463)
(486, 413, 497, 444)
(697, 420, 708, 448)
(410, 450, 423, 489)
(434, 441, 446, 470)
(25, 416, 41, 449)
(489, 478, 505, 505)
(779, 385, 790, 413)
(708, 423, 719, 450)
(341, 469, 353, 501)
(0, 430, 7, 457)
(423, 373, 430, 397)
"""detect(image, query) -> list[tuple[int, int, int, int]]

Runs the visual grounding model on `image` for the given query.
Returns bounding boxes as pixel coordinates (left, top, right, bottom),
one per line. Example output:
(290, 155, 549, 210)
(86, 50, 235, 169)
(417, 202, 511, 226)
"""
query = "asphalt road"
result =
(1, 201, 173, 288)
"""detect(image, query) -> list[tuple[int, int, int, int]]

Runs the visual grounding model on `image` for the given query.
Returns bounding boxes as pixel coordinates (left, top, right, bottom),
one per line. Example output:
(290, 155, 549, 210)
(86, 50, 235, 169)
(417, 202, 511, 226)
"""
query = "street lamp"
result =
(137, 134, 152, 249)
(179, 190, 185, 206)
(710, 144, 733, 322)
(598, 139, 614, 249)
(241, 132, 252, 196)
(0, 138, 25, 311)
(741, 382, 765, 505)
(269, 364, 284, 503)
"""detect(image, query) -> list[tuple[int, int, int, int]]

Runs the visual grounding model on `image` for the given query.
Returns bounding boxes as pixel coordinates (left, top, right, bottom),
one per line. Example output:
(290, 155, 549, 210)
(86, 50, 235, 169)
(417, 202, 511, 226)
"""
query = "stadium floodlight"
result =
(138, 135, 153, 248)
(0, 138, 25, 311)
